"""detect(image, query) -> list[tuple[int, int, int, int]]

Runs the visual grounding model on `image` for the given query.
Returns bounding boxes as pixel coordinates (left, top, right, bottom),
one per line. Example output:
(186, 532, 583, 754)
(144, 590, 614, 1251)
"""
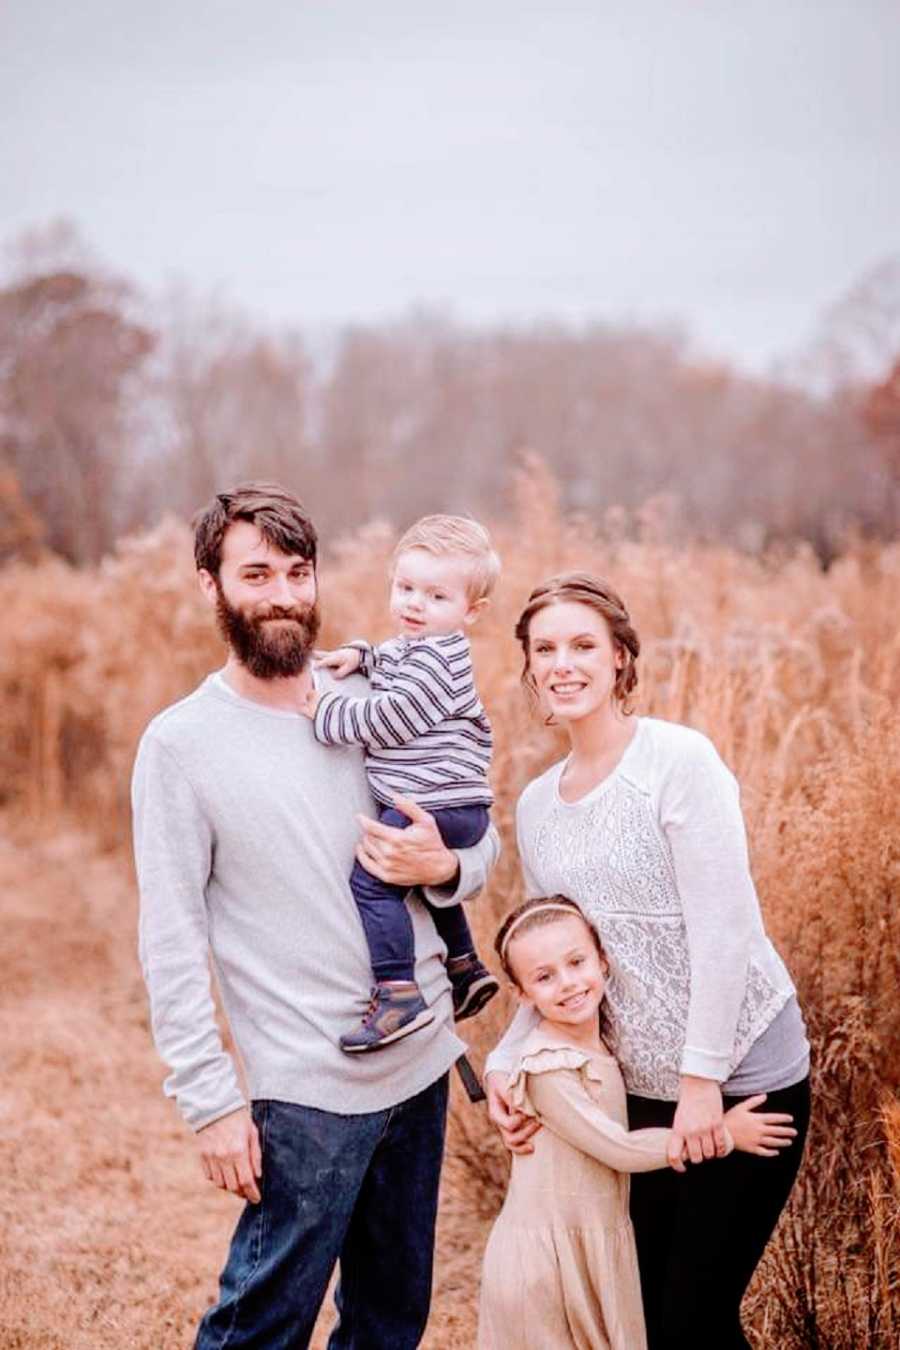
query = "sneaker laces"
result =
(359, 989, 381, 1027)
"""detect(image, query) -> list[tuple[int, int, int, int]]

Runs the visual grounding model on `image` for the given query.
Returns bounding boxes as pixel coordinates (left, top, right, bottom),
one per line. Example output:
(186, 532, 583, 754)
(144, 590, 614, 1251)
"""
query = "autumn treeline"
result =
(2, 230, 900, 564)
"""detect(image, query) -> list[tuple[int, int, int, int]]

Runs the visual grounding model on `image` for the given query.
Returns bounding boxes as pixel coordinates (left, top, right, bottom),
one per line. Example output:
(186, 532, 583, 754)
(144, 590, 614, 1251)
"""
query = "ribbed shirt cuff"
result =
(422, 831, 487, 909)
(346, 640, 374, 677)
(187, 1094, 248, 1133)
(680, 1046, 732, 1081)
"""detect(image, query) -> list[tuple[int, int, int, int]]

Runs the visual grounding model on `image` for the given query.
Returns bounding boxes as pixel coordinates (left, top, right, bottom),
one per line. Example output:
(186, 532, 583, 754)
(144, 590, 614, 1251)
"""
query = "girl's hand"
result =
(486, 1071, 542, 1155)
(724, 1094, 797, 1157)
(314, 647, 361, 679)
(670, 1075, 727, 1167)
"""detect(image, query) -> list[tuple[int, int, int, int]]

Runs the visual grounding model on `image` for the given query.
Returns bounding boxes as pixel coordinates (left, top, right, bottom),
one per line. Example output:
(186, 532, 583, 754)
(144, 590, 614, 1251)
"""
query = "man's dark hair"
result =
(193, 482, 318, 577)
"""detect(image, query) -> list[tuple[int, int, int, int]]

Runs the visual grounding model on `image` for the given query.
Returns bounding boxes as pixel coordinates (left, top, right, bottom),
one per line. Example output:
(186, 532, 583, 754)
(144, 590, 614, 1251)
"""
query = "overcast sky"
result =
(3, 0, 899, 373)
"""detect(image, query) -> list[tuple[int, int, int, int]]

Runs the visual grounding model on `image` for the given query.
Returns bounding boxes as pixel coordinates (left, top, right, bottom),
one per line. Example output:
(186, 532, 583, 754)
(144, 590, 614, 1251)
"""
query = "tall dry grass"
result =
(2, 460, 899, 1346)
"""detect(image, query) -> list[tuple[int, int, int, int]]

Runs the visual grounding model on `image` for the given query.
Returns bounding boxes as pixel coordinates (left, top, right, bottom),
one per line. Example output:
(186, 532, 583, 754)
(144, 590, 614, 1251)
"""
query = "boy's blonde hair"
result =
(392, 515, 501, 603)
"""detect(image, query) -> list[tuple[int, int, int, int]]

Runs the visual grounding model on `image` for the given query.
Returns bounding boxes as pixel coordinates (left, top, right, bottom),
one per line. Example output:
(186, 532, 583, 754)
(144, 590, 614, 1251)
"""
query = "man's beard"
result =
(215, 585, 321, 680)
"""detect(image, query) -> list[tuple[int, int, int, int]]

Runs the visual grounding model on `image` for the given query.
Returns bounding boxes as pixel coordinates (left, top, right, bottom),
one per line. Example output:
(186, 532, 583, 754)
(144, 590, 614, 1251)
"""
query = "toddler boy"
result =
(303, 515, 499, 1053)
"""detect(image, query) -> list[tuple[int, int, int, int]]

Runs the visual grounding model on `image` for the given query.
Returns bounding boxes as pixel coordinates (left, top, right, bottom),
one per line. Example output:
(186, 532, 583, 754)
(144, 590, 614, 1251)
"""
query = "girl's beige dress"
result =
(478, 1026, 672, 1350)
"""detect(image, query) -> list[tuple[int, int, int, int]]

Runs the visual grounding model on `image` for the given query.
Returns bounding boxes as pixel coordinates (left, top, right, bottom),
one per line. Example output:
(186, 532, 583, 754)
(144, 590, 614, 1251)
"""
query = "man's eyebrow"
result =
(237, 557, 312, 572)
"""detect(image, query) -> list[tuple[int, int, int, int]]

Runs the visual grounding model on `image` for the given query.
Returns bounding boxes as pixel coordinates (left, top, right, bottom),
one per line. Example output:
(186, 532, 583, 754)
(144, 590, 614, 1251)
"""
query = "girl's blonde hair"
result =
(393, 514, 501, 602)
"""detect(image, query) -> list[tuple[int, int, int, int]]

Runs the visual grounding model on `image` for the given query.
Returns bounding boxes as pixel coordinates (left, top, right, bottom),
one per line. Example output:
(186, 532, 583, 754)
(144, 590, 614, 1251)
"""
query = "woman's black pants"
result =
(627, 1077, 811, 1350)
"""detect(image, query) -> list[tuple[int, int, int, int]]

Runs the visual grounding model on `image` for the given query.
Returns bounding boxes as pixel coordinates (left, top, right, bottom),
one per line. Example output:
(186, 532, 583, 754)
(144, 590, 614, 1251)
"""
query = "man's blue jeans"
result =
(194, 1073, 449, 1350)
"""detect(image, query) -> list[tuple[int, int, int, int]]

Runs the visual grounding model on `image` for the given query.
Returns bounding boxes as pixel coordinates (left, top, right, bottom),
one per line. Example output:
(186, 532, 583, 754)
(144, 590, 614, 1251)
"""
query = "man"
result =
(132, 482, 498, 1349)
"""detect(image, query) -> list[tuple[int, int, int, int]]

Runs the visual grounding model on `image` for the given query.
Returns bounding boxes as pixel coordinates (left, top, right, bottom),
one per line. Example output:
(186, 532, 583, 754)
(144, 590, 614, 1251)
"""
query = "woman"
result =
(485, 573, 810, 1350)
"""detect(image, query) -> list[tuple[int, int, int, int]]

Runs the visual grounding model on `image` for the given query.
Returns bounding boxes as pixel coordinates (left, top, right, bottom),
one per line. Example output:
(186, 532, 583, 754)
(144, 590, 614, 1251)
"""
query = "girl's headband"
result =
(500, 902, 580, 959)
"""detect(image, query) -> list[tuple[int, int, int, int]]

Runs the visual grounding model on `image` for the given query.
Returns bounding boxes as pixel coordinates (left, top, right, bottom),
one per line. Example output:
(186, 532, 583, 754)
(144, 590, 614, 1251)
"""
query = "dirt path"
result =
(0, 825, 491, 1348)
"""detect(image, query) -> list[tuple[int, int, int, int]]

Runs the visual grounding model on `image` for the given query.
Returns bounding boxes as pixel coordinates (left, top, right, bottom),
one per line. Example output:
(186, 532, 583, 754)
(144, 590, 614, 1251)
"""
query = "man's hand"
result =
(196, 1106, 262, 1203)
(356, 795, 458, 888)
(314, 647, 361, 679)
(486, 1071, 542, 1154)
(669, 1075, 727, 1169)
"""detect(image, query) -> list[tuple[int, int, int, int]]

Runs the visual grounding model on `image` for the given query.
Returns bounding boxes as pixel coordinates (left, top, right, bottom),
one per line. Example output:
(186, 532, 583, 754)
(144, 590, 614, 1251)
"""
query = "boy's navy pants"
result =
(350, 803, 489, 981)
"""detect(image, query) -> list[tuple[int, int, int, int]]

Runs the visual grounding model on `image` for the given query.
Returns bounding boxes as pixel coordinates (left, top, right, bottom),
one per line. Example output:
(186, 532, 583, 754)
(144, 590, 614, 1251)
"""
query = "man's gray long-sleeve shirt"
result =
(132, 671, 499, 1130)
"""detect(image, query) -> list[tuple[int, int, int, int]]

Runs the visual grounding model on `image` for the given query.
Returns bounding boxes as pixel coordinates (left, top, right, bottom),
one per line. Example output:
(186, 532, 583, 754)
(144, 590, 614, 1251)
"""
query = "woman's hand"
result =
(724, 1094, 797, 1156)
(669, 1075, 727, 1168)
(486, 1071, 542, 1154)
(314, 647, 361, 679)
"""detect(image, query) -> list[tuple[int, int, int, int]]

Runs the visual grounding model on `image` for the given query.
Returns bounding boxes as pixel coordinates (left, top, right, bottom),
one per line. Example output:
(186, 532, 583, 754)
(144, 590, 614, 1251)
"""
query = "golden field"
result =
(1, 465, 898, 1348)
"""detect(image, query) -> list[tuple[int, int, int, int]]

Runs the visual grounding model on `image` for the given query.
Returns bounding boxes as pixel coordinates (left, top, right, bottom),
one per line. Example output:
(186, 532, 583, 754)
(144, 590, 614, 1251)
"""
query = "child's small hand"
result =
(314, 647, 361, 679)
(724, 1094, 797, 1157)
(298, 687, 321, 720)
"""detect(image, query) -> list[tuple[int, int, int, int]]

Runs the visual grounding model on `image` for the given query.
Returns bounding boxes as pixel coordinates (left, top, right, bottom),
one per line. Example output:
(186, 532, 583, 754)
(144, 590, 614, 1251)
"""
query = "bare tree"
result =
(2, 223, 897, 564)
(803, 255, 900, 391)
(0, 266, 155, 561)
(149, 289, 314, 520)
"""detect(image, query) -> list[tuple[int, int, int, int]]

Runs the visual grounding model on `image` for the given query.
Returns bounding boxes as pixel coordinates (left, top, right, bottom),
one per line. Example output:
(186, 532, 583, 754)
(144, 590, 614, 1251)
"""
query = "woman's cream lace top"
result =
(488, 717, 796, 1100)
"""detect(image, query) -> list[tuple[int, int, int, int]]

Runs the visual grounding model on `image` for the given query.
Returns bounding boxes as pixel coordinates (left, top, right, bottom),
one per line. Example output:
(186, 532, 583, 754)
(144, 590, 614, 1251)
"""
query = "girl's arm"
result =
(528, 1068, 676, 1173)
(529, 1071, 795, 1170)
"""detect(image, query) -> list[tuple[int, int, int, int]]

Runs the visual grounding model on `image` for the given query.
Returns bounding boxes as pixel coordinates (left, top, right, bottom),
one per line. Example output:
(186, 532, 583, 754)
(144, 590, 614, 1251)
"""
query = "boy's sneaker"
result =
(340, 981, 435, 1053)
(447, 954, 500, 1022)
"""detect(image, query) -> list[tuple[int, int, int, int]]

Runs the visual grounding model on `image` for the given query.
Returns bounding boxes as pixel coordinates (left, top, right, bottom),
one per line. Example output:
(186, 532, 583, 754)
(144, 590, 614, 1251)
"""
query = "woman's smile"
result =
(527, 601, 621, 723)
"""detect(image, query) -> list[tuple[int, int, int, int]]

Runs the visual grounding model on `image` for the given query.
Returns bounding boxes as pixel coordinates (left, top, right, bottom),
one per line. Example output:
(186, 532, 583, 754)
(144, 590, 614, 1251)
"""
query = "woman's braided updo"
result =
(514, 571, 640, 712)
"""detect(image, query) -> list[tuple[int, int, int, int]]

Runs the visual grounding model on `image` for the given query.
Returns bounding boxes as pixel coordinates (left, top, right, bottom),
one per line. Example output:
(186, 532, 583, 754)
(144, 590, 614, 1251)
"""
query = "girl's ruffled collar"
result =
(508, 1025, 614, 1115)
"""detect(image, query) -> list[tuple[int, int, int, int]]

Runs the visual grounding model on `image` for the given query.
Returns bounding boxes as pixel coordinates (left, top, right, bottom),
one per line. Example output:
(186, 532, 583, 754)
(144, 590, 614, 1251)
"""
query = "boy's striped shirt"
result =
(313, 631, 493, 810)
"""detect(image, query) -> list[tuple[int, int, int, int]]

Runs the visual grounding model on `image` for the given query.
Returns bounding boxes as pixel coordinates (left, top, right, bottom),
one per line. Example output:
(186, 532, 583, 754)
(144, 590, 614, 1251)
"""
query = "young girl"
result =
(478, 896, 797, 1350)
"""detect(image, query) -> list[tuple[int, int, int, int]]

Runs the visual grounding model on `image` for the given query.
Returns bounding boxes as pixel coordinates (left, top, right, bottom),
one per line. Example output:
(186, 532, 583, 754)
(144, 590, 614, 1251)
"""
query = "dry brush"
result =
(2, 463, 898, 1346)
